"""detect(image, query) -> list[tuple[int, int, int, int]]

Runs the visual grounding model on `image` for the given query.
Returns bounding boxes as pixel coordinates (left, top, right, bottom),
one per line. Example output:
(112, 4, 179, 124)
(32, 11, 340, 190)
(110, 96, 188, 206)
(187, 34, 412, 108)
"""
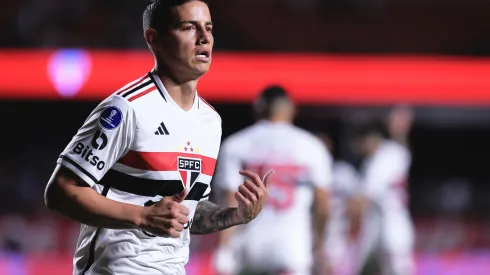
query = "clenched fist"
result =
(233, 170, 274, 224)
(138, 191, 190, 238)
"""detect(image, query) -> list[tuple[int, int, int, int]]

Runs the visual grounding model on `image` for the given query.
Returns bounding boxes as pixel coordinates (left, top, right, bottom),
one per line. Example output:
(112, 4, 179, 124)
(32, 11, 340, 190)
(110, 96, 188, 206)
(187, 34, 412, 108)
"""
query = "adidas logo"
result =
(155, 122, 170, 135)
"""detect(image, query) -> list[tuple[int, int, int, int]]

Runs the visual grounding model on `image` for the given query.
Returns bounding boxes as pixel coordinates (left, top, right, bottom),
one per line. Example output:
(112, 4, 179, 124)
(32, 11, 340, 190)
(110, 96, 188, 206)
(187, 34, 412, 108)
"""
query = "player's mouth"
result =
(195, 50, 211, 62)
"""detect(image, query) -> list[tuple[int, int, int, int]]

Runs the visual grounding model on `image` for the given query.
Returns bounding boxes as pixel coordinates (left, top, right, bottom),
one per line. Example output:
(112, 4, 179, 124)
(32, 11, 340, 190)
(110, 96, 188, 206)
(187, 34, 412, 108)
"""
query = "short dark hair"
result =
(355, 120, 387, 139)
(143, 0, 209, 31)
(253, 85, 292, 119)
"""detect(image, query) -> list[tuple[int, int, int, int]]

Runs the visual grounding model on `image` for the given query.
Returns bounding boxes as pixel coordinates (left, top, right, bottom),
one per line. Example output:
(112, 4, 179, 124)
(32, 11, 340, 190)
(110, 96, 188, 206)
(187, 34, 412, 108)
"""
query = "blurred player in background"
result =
(352, 107, 415, 275)
(316, 133, 361, 275)
(212, 86, 332, 275)
(386, 105, 413, 148)
(44, 1, 273, 274)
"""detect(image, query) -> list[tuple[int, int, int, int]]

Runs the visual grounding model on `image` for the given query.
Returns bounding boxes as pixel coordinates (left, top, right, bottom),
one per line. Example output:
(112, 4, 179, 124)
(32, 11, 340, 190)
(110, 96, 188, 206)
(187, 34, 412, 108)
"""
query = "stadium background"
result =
(1, 0, 490, 274)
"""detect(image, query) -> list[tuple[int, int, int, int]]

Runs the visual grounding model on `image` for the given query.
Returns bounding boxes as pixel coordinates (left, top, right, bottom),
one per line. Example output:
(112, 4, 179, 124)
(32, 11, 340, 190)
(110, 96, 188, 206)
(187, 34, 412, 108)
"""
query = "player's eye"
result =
(181, 25, 195, 31)
(206, 26, 213, 33)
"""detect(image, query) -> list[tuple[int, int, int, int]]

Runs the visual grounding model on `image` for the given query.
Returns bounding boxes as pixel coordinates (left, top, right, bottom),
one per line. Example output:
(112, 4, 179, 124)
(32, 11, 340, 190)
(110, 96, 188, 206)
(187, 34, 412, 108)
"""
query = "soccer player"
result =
(317, 133, 361, 275)
(44, 1, 273, 274)
(386, 105, 413, 149)
(212, 86, 332, 275)
(352, 120, 414, 275)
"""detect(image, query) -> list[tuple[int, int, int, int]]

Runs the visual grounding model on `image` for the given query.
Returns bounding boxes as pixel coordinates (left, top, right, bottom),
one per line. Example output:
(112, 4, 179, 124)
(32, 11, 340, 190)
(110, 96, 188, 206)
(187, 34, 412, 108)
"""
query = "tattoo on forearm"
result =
(190, 201, 237, 235)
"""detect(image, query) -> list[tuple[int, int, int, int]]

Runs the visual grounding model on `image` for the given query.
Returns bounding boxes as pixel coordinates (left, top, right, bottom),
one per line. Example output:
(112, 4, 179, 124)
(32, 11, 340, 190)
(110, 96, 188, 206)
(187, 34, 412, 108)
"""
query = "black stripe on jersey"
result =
(148, 72, 167, 102)
(160, 122, 170, 135)
(157, 127, 164, 135)
(100, 169, 184, 197)
(186, 182, 207, 201)
(121, 79, 152, 98)
(101, 185, 110, 196)
(60, 155, 99, 184)
(80, 185, 110, 275)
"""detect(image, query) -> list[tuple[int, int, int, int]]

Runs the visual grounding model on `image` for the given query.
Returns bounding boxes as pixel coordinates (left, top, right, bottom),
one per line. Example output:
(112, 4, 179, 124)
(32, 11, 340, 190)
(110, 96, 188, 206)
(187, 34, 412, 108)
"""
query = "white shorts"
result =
(355, 209, 415, 275)
(325, 217, 357, 275)
(214, 227, 313, 275)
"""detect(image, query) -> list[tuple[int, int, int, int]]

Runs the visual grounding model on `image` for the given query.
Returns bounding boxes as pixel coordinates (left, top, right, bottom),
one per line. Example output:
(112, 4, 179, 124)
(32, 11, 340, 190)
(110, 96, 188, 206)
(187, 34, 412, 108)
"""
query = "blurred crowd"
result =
(1, 0, 490, 54)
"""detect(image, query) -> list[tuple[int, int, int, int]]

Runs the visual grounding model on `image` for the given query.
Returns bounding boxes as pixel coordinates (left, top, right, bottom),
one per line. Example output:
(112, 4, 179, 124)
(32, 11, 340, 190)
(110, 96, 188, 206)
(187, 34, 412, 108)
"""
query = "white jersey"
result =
(331, 161, 360, 204)
(57, 72, 221, 275)
(360, 140, 411, 211)
(356, 140, 414, 275)
(324, 161, 360, 275)
(327, 160, 361, 237)
(214, 121, 332, 271)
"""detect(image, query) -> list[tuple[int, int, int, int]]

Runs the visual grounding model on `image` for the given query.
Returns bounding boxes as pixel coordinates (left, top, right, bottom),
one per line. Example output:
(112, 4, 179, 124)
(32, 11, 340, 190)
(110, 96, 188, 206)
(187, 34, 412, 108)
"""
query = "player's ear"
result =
(144, 28, 159, 51)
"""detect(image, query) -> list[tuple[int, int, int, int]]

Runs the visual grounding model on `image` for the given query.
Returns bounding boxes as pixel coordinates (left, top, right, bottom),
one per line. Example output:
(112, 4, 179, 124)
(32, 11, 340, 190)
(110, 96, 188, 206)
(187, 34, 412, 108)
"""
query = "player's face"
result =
(160, 1, 213, 80)
(360, 133, 379, 156)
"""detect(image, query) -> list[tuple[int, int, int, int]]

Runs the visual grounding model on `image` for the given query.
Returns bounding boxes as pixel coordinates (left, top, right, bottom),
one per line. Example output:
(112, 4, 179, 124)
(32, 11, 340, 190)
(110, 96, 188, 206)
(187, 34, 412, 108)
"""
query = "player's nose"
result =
(197, 35, 209, 45)
(196, 29, 211, 45)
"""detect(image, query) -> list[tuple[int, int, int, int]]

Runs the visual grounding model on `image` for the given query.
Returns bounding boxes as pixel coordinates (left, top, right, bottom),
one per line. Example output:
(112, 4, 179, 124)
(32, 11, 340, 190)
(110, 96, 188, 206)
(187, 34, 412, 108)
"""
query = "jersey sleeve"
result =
(57, 96, 137, 187)
(214, 137, 243, 192)
(307, 139, 333, 190)
(332, 161, 360, 196)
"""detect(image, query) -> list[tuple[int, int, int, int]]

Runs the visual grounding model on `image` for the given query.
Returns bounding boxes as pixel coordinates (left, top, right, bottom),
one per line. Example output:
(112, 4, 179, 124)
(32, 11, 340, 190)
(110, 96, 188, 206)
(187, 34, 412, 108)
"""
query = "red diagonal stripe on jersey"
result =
(128, 87, 157, 102)
(179, 171, 188, 187)
(199, 96, 216, 112)
(118, 151, 216, 176)
(116, 75, 149, 95)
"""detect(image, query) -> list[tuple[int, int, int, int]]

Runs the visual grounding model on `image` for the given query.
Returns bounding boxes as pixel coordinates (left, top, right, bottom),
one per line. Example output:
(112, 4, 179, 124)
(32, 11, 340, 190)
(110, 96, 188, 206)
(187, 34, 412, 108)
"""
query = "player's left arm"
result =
(309, 141, 333, 252)
(312, 188, 329, 247)
(306, 140, 333, 275)
(189, 200, 236, 234)
(190, 170, 274, 235)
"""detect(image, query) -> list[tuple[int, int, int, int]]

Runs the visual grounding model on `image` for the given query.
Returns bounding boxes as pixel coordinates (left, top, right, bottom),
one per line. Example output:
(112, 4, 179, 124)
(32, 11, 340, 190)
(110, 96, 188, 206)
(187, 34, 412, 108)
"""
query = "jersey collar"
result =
(149, 71, 199, 112)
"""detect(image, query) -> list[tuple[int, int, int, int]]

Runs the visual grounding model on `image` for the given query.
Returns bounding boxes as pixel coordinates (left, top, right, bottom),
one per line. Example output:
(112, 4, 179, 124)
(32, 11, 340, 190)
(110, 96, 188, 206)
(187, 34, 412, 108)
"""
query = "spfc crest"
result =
(178, 156, 201, 188)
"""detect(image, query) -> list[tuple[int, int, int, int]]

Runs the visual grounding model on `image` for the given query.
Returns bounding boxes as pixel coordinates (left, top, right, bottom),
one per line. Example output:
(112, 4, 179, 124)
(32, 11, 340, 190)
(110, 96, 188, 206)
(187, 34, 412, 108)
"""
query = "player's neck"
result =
(156, 72, 198, 111)
(268, 118, 291, 123)
(268, 113, 293, 123)
(366, 141, 382, 156)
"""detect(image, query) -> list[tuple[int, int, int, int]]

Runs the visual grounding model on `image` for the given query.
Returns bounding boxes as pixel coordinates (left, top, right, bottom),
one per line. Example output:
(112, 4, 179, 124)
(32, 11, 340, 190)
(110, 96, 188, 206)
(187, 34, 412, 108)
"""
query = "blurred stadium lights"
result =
(47, 49, 92, 98)
(1, 49, 490, 105)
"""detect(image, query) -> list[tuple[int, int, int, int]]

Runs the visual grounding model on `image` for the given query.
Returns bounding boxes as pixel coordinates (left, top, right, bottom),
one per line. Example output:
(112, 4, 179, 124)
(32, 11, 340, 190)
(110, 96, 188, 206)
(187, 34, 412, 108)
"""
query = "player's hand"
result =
(233, 170, 274, 224)
(139, 191, 189, 238)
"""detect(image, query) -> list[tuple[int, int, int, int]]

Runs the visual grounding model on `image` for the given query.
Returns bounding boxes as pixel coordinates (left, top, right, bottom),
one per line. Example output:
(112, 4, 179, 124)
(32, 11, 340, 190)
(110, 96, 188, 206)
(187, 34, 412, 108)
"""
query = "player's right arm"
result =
(44, 96, 189, 238)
